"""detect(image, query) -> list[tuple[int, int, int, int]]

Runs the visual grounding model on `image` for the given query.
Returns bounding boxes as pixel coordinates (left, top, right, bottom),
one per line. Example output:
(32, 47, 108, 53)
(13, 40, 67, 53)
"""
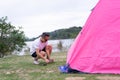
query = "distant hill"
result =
(25, 26, 82, 41)
(50, 26, 82, 39)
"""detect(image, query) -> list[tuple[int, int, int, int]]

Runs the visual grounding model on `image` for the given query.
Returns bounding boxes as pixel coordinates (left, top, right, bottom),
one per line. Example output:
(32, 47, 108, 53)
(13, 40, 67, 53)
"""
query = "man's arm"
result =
(36, 48, 49, 63)
(46, 49, 50, 60)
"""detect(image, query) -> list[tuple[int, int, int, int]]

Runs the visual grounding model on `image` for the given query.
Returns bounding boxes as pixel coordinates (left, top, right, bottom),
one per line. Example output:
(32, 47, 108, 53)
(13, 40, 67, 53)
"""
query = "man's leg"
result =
(45, 45, 54, 62)
(36, 50, 50, 63)
(45, 45, 52, 59)
(31, 52, 39, 64)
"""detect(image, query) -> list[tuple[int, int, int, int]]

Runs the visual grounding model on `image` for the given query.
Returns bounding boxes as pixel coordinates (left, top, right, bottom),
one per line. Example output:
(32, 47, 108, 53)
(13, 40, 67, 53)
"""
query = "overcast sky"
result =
(0, 0, 98, 38)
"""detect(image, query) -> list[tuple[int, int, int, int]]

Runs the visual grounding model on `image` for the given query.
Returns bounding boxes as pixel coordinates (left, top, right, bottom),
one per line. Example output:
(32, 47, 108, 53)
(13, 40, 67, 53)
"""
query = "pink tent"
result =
(66, 0, 120, 74)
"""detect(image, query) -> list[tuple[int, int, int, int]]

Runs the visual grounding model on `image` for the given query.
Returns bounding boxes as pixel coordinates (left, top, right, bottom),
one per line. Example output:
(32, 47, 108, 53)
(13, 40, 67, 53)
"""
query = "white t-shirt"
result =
(30, 38, 48, 54)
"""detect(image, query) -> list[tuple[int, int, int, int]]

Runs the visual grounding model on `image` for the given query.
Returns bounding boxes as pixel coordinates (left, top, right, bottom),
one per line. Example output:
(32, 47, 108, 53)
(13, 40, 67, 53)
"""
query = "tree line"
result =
(26, 26, 82, 41)
(50, 26, 82, 39)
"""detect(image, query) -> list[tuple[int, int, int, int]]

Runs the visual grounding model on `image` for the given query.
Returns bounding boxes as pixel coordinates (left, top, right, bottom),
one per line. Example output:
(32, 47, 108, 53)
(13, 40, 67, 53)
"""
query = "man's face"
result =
(43, 36, 49, 42)
(45, 36, 49, 41)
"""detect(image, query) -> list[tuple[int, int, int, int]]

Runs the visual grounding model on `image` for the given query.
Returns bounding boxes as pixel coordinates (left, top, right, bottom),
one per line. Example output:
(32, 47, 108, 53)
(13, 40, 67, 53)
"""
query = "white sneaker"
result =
(33, 60, 39, 64)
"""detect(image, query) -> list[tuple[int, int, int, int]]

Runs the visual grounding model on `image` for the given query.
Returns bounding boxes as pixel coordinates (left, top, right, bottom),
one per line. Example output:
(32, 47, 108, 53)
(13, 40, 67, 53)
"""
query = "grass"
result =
(0, 52, 120, 80)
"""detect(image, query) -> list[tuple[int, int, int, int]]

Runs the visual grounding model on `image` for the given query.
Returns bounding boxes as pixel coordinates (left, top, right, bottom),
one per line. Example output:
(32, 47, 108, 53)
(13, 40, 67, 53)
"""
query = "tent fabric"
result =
(66, 0, 120, 74)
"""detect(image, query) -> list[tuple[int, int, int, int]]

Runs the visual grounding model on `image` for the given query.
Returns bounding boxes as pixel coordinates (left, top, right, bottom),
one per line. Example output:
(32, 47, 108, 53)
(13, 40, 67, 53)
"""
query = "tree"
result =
(57, 40, 63, 51)
(0, 16, 26, 58)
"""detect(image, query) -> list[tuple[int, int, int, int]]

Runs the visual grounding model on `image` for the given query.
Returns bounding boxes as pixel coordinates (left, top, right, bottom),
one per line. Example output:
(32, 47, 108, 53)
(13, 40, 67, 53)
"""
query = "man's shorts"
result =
(31, 47, 46, 58)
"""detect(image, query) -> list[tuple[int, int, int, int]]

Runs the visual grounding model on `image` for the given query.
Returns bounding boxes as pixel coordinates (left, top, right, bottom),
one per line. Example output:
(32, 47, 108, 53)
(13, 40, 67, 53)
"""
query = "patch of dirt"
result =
(65, 77, 86, 80)
(97, 76, 120, 80)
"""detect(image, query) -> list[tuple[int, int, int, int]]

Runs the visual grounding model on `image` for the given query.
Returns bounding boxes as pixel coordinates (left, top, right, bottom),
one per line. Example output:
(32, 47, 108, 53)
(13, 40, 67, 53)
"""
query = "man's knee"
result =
(40, 51, 46, 57)
(46, 45, 52, 50)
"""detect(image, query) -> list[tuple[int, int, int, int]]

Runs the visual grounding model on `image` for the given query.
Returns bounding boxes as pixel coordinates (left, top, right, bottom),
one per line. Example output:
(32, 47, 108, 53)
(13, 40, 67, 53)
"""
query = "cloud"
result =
(18, 11, 91, 38)
(0, 0, 98, 38)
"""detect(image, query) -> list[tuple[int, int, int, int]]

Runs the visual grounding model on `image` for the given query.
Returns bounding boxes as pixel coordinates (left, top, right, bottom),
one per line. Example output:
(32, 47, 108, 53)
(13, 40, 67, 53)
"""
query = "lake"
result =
(17, 39, 75, 55)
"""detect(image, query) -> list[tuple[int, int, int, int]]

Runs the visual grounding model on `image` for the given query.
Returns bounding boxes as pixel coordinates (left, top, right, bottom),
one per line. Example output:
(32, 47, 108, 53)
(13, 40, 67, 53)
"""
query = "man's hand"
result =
(45, 59, 50, 63)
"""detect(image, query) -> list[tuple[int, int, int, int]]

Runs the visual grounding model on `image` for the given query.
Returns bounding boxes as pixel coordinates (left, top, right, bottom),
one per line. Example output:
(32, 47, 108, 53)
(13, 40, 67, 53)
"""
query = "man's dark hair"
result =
(41, 32, 50, 38)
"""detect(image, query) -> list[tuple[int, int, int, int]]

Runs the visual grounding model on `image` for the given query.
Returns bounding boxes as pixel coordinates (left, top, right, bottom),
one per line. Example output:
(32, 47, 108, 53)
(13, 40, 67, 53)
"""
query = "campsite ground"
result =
(0, 52, 120, 80)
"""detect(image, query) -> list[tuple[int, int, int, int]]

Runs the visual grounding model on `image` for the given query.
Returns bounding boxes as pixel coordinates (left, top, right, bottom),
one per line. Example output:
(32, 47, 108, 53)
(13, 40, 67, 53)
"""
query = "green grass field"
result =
(0, 52, 120, 80)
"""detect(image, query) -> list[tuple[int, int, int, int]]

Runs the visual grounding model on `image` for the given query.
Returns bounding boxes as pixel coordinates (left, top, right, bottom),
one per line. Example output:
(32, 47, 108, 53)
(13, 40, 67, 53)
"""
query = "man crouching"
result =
(30, 32, 54, 64)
